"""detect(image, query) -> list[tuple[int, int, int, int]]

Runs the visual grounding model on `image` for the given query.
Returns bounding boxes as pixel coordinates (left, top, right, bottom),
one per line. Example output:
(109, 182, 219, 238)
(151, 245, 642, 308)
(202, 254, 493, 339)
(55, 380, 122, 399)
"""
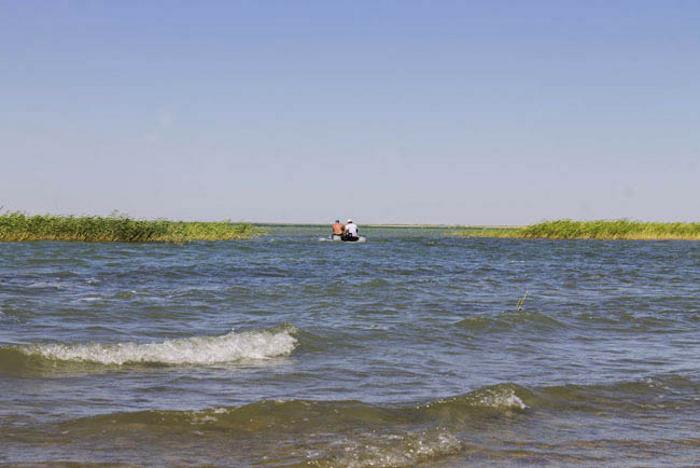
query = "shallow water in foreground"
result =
(1, 227, 700, 466)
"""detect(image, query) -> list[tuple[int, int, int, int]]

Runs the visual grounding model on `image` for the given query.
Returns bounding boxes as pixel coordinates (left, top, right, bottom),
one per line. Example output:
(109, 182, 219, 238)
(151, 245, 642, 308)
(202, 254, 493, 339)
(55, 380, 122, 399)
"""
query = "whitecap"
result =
(22, 327, 297, 365)
(472, 386, 528, 410)
(79, 296, 103, 302)
(27, 281, 62, 289)
(317, 430, 463, 467)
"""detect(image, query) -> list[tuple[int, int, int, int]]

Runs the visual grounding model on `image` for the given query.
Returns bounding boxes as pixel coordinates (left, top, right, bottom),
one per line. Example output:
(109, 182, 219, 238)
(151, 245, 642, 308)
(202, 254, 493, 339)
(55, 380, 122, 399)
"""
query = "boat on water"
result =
(324, 219, 365, 242)
(320, 235, 367, 243)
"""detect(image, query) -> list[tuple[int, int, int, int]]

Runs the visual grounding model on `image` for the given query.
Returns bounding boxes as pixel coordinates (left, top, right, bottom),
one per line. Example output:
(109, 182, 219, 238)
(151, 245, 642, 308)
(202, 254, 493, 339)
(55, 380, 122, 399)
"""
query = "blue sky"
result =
(1, 1, 698, 224)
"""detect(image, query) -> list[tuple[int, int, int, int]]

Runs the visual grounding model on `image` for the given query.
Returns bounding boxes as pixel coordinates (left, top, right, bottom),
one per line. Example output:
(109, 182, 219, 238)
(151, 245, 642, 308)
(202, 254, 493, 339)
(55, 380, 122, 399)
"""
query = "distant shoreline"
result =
(3, 214, 699, 242)
(451, 220, 700, 241)
(256, 222, 521, 229)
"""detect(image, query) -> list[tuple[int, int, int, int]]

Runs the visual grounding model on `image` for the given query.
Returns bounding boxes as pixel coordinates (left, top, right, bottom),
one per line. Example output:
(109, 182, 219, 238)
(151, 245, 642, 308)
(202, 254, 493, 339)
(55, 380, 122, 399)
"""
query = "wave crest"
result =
(433, 384, 528, 410)
(12, 326, 298, 366)
(312, 430, 463, 467)
(31, 376, 699, 466)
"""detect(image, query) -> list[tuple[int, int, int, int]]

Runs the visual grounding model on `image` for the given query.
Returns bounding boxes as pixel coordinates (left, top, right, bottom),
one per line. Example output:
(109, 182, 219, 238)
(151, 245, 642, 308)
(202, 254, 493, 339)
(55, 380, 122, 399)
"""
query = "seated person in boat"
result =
(332, 220, 345, 238)
(342, 219, 360, 241)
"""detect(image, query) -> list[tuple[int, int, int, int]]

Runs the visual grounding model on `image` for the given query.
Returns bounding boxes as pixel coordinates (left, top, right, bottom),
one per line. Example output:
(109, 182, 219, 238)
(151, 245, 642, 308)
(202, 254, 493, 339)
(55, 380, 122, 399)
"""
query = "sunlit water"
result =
(2, 227, 699, 466)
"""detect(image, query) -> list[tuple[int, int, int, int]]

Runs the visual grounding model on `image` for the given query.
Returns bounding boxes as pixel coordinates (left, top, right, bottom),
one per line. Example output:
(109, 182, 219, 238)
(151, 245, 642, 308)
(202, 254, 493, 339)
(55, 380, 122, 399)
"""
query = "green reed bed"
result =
(452, 220, 700, 240)
(519, 220, 700, 240)
(0, 213, 262, 242)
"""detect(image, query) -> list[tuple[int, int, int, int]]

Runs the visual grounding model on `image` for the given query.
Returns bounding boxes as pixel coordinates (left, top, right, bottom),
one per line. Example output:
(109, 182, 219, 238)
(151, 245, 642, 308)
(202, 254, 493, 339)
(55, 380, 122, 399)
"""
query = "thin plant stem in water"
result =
(516, 290, 528, 312)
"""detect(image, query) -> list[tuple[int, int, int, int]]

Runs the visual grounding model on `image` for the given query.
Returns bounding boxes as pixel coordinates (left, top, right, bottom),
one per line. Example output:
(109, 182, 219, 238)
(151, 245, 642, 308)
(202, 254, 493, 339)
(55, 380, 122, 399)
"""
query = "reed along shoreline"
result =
(4, 215, 699, 242)
(452, 220, 700, 241)
(0, 213, 262, 242)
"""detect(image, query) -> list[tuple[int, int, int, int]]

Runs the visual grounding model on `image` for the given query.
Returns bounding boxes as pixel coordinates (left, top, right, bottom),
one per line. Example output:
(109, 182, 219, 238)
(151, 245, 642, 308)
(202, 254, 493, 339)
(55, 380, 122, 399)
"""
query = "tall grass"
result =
(519, 220, 700, 240)
(0, 213, 262, 243)
(452, 220, 700, 240)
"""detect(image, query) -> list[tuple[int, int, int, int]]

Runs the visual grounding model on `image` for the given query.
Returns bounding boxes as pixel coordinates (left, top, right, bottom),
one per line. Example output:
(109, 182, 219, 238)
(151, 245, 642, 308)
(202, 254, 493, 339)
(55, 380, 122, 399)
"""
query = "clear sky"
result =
(1, 1, 698, 225)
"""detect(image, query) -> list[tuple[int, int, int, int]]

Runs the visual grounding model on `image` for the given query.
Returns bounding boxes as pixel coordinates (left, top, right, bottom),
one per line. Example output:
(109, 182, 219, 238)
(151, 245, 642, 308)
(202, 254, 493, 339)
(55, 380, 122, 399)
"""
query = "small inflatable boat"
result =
(319, 235, 367, 243)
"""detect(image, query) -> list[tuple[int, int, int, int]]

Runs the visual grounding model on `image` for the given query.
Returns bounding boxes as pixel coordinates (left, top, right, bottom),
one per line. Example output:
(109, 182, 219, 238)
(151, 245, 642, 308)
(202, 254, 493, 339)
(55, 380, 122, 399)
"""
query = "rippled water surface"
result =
(2, 227, 700, 466)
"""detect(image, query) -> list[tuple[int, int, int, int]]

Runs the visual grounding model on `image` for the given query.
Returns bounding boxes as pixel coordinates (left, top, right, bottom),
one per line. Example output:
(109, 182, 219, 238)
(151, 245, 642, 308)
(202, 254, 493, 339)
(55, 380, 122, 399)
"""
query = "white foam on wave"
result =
(27, 281, 63, 289)
(23, 328, 298, 365)
(475, 386, 528, 410)
(422, 384, 528, 412)
(318, 430, 463, 467)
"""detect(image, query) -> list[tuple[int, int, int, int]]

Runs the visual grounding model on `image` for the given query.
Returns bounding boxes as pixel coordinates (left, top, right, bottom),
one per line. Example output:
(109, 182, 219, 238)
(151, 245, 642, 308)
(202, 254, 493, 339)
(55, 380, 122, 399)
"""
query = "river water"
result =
(1, 227, 699, 466)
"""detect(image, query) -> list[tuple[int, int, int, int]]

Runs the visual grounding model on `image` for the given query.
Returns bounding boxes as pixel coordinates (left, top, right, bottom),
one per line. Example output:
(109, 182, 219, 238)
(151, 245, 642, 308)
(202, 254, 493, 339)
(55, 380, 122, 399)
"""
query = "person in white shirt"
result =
(342, 219, 359, 241)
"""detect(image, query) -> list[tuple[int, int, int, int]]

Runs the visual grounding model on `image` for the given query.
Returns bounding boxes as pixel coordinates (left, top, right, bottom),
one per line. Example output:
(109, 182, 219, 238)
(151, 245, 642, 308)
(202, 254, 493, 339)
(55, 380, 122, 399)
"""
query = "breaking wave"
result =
(59, 384, 533, 437)
(56, 376, 698, 433)
(310, 430, 463, 467)
(5, 377, 698, 466)
(0, 326, 297, 371)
